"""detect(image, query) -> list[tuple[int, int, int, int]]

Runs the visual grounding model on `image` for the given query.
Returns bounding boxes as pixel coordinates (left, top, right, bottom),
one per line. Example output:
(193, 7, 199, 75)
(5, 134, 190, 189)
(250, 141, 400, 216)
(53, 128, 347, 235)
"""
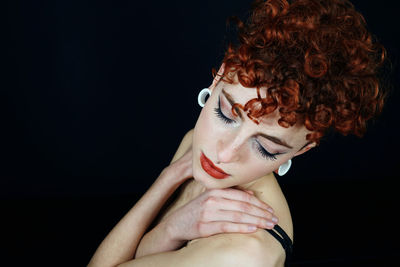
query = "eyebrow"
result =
(258, 133, 293, 149)
(221, 89, 293, 149)
(221, 89, 243, 119)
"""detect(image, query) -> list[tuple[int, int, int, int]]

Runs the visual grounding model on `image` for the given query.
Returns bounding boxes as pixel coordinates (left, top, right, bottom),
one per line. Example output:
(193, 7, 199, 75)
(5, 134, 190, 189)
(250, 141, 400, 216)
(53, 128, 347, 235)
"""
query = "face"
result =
(192, 76, 315, 189)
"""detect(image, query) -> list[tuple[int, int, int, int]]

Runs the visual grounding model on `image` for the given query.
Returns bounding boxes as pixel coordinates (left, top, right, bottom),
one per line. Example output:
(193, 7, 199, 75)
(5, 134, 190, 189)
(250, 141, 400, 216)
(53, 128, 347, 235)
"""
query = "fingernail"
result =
(267, 208, 274, 213)
(248, 225, 257, 231)
(272, 216, 278, 223)
(266, 221, 274, 228)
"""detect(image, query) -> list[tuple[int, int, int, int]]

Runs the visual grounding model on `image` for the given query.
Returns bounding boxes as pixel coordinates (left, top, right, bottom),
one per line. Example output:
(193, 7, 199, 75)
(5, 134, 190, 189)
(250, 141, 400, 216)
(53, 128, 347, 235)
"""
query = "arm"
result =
(119, 228, 285, 267)
(135, 129, 278, 259)
(88, 130, 194, 267)
(134, 186, 279, 258)
(132, 130, 196, 257)
(89, 129, 282, 266)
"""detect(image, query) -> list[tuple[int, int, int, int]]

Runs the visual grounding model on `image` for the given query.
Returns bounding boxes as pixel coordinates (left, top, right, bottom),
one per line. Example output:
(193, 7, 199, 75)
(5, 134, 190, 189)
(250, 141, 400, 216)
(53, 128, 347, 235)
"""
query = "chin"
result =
(192, 168, 234, 189)
(192, 167, 209, 187)
(192, 167, 219, 189)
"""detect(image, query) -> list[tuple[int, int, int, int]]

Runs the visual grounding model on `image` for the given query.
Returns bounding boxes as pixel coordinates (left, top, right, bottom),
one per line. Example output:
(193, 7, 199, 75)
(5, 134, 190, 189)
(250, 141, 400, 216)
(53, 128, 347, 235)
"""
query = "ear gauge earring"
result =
(275, 159, 292, 176)
(198, 88, 211, 107)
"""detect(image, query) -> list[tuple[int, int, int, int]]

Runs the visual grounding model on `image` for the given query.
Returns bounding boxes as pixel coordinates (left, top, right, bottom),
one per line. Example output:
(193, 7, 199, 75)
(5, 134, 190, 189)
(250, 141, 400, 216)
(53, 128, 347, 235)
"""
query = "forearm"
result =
(88, 167, 186, 267)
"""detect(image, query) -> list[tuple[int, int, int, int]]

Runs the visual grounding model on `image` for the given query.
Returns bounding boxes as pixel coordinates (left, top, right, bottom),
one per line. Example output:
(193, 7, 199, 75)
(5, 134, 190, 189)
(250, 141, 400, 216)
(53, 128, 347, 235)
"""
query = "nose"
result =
(216, 133, 245, 163)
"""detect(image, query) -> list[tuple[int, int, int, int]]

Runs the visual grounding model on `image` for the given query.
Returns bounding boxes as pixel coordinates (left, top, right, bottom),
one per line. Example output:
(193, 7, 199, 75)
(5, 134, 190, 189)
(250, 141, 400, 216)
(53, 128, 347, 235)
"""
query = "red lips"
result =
(200, 152, 229, 179)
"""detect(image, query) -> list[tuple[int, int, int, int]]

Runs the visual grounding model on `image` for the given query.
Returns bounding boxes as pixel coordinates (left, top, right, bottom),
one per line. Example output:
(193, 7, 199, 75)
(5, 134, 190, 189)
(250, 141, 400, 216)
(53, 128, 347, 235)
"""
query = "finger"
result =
(197, 221, 258, 238)
(244, 189, 254, 195)
(213, 209, 276, 229)
(210, 197, 278, 224)
(209, 188, 275, 213)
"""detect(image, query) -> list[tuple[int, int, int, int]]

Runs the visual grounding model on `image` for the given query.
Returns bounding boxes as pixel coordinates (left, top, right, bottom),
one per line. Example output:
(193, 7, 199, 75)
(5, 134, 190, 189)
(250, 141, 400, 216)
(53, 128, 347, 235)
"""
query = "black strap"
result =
(266, 224, 293, 266)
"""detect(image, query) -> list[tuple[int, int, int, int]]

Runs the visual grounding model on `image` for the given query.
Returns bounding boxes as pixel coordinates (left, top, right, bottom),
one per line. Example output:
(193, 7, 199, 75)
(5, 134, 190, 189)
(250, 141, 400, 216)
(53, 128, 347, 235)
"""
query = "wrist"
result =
(163, 219, 185, 247)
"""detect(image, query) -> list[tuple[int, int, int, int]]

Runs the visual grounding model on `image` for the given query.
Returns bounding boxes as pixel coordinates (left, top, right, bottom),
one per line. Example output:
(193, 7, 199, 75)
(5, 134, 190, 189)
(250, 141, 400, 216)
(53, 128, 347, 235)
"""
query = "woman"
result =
(89, 0, 387, 266)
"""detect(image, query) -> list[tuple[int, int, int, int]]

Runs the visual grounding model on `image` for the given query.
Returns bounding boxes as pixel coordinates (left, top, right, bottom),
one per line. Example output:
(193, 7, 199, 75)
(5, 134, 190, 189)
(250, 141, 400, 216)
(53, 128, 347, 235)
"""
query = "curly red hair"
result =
(215, 0, 387, 144)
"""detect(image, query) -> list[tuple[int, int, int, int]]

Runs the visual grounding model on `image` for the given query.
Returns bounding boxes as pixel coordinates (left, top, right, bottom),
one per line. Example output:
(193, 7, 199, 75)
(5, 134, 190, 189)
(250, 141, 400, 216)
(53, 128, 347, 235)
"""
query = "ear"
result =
(293, 142, 317, 157)
(209, 63, 225, 91)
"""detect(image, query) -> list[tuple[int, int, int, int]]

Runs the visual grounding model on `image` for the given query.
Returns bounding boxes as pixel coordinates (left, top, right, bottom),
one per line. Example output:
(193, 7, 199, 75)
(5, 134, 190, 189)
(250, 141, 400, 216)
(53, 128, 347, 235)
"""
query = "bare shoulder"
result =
(182, 228, 286, 267)
(154, 129, 194, 223)
(182, 174, 293, 267)
(229, 229, 287, 267)
(253, 173, 293, 241)
(170, 129, 194, 163)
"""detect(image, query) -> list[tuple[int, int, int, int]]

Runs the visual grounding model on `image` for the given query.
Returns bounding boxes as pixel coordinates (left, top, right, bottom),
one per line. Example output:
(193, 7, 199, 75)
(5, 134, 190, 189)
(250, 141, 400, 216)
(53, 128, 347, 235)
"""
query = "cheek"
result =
(237, 161, 270, 182)
(193, 105, 220, 147)
(237, 152, 294, 181)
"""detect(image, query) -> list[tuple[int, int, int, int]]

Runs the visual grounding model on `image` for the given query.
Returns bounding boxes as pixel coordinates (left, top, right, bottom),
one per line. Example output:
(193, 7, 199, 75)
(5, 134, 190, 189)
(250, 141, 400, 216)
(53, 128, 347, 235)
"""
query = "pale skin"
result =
(88, 63, 316, 267)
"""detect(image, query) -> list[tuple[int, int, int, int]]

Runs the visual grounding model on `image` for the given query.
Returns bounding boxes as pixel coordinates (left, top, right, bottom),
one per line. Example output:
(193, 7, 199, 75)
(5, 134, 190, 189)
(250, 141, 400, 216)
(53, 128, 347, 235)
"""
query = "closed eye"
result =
(214, 97, 236, 124)
(255, 139, 281, 161)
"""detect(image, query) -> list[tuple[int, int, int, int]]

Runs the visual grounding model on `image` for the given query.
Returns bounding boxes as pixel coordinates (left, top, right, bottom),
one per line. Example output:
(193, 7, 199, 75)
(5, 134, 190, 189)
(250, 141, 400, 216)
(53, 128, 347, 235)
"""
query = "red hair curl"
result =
(215, 0, 387, 144)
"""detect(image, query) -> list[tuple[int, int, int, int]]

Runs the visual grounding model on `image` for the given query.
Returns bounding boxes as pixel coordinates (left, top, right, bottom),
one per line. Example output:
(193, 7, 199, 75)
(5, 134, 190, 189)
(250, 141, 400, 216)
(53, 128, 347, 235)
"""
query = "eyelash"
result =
(214, 98, 235, 124)
(255, 140, 280, 161)
(214, 97, 279, 161)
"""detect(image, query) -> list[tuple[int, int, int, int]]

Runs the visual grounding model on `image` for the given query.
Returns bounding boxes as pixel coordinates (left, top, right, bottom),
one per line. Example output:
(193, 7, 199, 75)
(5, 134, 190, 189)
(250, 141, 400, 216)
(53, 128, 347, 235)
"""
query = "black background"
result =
(3, 0, 400, 266)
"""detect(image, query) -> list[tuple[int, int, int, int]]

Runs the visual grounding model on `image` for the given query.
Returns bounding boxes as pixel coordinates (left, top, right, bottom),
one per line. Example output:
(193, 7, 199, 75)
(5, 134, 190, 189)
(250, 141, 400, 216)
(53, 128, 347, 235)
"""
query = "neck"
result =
(188, 172, 276, 196)
(235, 172, 275, 191)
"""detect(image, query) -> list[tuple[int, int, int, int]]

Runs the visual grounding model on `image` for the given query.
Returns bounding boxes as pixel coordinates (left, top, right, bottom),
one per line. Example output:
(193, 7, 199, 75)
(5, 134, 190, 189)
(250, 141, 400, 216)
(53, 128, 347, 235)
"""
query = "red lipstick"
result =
(200, 152, 229, 179)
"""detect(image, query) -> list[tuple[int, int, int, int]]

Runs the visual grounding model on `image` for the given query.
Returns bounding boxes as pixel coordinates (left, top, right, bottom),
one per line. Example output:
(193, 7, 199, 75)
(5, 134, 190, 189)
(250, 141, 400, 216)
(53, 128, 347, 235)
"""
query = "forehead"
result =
(219, 81, 310, 148)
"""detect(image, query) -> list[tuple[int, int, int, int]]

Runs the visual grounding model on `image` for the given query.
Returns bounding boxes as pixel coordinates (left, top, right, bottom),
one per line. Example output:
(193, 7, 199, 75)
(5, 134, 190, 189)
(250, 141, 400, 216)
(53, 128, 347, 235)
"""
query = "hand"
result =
(161, 146, 193, 185)
(163, 188, 278, 244)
